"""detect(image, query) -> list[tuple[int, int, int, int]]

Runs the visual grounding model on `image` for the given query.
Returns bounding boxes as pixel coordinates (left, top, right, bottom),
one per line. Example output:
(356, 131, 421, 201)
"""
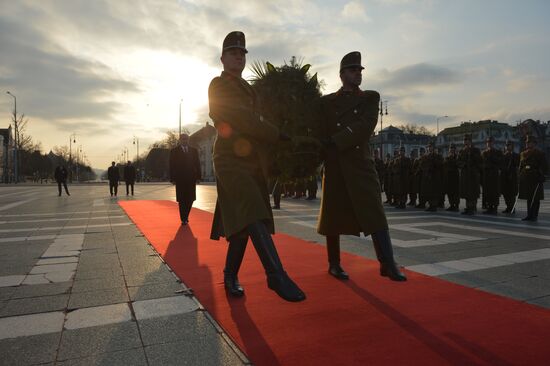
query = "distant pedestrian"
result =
(54, 165, 70, 196)
(519, 135, 548, 221)
(124, 161, 137, 196)
(169, 133, 201, 225)
(107, 161, 120, 197)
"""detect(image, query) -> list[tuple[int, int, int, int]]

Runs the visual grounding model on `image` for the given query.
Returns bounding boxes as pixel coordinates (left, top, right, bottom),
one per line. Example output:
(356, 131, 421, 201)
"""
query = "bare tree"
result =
(396, 123, 434, 136)
(149, 129, 190, 149)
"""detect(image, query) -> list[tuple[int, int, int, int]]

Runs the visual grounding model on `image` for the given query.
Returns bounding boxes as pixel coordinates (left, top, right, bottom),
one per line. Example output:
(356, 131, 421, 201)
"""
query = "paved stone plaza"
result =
(0, 183, 549, 365)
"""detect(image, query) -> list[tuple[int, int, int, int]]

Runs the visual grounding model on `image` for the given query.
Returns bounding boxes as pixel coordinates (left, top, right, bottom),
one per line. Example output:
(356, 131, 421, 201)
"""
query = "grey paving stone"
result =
(0, 311, 65, 339)
(133, 296, 198, 320)
(68, 287, 129, 310)
(56, 348, 148, 366)
(139, 312, 212, 346)
(65, 303, 132, 329)
(127, 281, 185, 301)
(526, 295, 550, 309)
(124, 270, 176, 287)
(58, 322, 142, 360)
(0, 287, 15, 301)
(71, 276, 126, 293)
(145, 332, 244, 366)
(0, 275, 25, 287)
(0, 294, 69, 317)
(11, 281, 72, 299)
(477, 276, 550, 301)
(74, 268, 123, 281)
(0, 332, 61, 366)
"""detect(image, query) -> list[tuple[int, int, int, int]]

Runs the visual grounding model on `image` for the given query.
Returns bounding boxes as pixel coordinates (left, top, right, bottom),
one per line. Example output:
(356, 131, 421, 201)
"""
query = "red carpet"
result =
(120, 200, 550, 366)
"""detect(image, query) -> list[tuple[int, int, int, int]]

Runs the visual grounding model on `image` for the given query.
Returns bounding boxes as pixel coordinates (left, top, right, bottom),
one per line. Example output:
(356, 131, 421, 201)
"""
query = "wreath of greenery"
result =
(250, 57, 323, 181)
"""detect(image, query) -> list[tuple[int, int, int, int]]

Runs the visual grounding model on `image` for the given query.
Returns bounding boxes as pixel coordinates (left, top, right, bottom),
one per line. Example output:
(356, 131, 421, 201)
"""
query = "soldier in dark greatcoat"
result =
(169, 134, 201, 224)
(208, 31, 305, 301)
(374, 149, 385, 192)
(315, 51, 406, 282)
(481, 136, 504, 214)
(501, 140, 520, 213)
(444, 143, 460, 211)
(384, 154, 392, 204)
(407, 149, 418, 206)
(519, 135, 548, 221)
(392, 146, 411, 209)
(419, 142, 444, 211)
(458, 134, 482, 215)
(415, 147, 427, 208)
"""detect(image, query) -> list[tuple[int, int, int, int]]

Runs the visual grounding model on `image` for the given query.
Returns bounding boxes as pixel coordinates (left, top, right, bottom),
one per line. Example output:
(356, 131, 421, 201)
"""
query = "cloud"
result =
(372, 62, 462, 92)
(341, 1, 371, 22)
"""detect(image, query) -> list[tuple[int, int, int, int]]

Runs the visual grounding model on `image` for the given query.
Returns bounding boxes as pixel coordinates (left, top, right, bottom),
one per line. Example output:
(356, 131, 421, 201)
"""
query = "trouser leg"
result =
(131, 183, 134, 195)
(326, 235, 340, 265)
(63, 182, 69, 195)
(532, 199, 540, 219)
(178, 202, 186, 222)
(58, 182, 62, 196)
(109, 182, 113, 195)
(126, 182, 130, 195)
(224, 234, 248, 296)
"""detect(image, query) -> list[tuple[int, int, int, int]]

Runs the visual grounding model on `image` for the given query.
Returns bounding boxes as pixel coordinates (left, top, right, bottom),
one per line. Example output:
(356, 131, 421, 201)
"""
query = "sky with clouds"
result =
(1, 0, 549, 168)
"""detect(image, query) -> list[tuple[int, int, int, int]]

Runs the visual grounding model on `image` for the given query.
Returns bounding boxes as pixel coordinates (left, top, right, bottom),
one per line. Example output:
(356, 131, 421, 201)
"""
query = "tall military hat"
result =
(340, 51, 365, 72)
(526, 135, 537, 143)
(222, 31, 248, 54)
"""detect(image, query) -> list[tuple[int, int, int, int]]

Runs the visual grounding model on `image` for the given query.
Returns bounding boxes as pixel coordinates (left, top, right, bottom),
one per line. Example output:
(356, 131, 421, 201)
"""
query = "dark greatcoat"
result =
(124, 165, 137, 183)
(208, 71, 279, 240)
(481, 148, 503, 202)
(391, 156, 411, 196)
(169, 145, 201, 203)
(316, 88, 386, 236)
(501, 151, 519, 198)
(443, 153, 460, 196)
(419, 152, 444, 200)
(519, 148, 548, 200)
(457, 146, 482, 200)
(410, 157, 421, 195)
(384, 160, 393, 197)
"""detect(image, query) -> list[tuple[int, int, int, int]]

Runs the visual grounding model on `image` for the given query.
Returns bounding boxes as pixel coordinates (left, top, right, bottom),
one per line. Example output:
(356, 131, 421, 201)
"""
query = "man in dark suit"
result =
(124, 161, 137, 196)
(107, 161, 120, 197)
(169, 133, 201, 225)
(54, 165, 70, 196)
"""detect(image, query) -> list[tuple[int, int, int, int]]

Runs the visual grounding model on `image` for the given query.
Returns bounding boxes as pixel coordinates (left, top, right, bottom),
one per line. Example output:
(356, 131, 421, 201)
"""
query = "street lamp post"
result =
(6, 91, 18, 183)
(379, 100, 388, 156)
(69, 133, 76, 182)
(178, 99, 183, 136)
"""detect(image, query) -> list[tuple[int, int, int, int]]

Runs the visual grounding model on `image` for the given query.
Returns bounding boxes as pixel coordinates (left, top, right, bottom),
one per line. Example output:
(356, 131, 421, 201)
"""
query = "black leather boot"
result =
(224, 236, 248, 297)
(371, 230, 407, 281)
(247, 221, 306, 302)
(326, 235, 349, 280)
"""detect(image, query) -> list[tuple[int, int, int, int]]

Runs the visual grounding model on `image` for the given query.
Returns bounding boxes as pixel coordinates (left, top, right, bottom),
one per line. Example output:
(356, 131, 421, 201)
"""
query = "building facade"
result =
(189, 122, 216, 182)
(0, 126, 14, 183)
(370, 125, 433, 158)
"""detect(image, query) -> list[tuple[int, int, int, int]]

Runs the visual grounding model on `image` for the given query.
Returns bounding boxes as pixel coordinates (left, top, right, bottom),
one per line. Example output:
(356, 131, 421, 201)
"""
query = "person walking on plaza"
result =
(169, 133, 201, 225)
(458, 134, 482, 215)
(54, 165, 70, 196)
(208, 31, 305, 302)
(419, 142, 444, 212)
(444, 143, 460, 211)
(501, 140, 520, 214)
(518, 135, 548, 221)
(481, 136, 503, 215)
(107, 162, 120, 197)
(392, 146, 411, 209)
(124, 161, 137, 196)
(314, 51, 406, 282)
